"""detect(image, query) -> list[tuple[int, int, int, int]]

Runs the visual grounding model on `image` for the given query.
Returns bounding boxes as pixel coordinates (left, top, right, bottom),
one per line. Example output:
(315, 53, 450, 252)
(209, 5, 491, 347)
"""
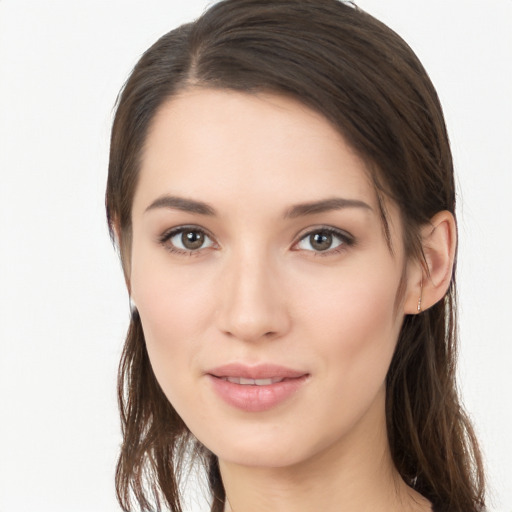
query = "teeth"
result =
(224, 377, 284, 385)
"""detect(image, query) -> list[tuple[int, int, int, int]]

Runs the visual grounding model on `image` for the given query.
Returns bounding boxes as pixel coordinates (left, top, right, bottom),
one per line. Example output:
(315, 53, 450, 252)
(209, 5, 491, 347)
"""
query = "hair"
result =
(105, 1, 486, 511)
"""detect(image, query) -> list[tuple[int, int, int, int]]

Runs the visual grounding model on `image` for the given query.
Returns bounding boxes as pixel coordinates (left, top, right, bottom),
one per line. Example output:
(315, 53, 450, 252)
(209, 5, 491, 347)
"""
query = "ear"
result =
(403, 211, 457, 314)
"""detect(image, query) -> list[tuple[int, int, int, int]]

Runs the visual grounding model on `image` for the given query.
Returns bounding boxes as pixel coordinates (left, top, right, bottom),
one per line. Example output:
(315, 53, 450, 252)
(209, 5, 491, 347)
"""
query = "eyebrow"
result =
(144, 195, 372, 218)
(284, 197, 372, 218)
(145, 195, 216, 216)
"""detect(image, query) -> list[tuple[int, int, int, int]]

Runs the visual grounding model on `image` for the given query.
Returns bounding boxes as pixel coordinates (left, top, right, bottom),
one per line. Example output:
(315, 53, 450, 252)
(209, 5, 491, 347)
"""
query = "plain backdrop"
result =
(0, 1, 510, 511)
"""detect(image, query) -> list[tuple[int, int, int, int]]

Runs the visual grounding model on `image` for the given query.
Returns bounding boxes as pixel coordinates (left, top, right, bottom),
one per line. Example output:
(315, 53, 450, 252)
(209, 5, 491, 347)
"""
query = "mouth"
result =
(219, 376, 287, 386)
(207, 362, 308, 382)
(206, 363, 309, 412)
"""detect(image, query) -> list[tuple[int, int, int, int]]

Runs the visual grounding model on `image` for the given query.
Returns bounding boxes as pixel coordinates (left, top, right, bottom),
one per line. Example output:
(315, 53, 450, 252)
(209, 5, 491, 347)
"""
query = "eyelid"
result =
(157, 224, 355, 256)
(158, 225, 217, 255)
(292, 225, 355, 254)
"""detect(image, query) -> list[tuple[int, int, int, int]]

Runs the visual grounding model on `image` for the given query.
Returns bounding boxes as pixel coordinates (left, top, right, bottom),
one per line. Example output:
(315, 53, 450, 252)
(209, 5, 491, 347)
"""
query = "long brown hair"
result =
(106, 1, 486, 511)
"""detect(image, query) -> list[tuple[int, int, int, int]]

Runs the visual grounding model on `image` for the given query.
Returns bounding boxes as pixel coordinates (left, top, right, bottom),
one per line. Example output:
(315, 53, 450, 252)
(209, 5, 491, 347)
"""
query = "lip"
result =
(208, 363, 307, 380)
(206, 363, 309, 412)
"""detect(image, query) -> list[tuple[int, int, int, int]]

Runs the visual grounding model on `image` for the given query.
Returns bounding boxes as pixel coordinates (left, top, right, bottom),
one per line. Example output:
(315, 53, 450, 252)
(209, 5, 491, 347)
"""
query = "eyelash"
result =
(158, 225, 355, 257)
(294, 227, 355, 257)
(158, 225, 216, 257)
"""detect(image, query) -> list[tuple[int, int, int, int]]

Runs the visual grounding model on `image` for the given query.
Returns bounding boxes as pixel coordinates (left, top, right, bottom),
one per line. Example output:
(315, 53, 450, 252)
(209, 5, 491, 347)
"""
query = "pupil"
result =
(182, 231, 204, 250)
(311, 232, 332, 251)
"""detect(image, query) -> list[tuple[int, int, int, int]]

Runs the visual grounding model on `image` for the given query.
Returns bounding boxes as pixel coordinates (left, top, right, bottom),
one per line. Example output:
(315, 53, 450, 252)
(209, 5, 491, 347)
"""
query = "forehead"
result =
(134, 89, 383, 218)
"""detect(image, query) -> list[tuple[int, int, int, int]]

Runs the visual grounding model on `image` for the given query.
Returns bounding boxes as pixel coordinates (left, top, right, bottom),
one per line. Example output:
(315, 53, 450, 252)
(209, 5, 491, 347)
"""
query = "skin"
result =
(127, 89, 455, 512)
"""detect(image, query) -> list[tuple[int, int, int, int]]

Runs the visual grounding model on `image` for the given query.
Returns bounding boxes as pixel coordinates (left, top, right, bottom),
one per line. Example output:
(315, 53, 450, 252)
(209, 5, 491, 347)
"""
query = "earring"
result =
(417, 279, 423, 313)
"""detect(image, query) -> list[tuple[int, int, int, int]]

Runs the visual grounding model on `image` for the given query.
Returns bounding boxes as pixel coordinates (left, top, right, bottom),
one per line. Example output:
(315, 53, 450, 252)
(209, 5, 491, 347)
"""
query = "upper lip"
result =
(207, 363, 308, 380)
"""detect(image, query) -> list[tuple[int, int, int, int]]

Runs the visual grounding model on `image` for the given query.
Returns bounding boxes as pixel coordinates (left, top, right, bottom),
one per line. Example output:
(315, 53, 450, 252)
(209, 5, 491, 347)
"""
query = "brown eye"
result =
(296, 228, 351, 254)
(181, 230, 205, 250)
(310, 232, 333, 251)
(161, 227, 215, 253)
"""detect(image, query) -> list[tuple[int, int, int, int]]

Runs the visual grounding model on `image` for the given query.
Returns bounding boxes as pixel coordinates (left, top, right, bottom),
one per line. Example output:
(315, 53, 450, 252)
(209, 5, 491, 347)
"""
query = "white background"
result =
(0, 1, 510, 511)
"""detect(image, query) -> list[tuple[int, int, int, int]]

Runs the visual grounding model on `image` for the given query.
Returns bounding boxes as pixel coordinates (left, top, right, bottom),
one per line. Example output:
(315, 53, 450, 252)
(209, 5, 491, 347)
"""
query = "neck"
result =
(219, 389, 431, 512)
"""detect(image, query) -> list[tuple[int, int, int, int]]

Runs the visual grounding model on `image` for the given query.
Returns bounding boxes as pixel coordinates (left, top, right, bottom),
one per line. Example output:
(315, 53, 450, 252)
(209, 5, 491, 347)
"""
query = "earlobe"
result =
(404, 211, 457, 314)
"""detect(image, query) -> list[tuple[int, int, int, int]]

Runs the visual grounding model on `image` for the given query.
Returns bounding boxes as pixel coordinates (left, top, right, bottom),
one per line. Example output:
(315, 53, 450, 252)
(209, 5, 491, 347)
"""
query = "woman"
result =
(106, 1, 486, 511)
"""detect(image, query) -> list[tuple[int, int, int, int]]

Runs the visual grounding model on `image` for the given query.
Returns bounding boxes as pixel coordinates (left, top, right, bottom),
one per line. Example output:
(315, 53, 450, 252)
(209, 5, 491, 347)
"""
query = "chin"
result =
(218, 444, 305, 468)
(195, 424, 330, 470)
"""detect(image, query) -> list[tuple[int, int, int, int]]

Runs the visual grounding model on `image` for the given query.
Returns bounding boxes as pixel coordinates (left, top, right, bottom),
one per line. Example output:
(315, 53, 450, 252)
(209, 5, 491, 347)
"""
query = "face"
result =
(129, 89, 414, 468)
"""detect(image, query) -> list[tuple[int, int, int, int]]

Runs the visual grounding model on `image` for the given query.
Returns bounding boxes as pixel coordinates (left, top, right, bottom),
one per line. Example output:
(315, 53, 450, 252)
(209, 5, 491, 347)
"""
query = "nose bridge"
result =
(217, 242, 289, 342)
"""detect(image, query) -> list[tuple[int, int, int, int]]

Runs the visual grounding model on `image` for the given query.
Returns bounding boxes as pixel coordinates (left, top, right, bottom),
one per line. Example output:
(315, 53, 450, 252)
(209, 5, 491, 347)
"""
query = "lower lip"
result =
(207, 375, 308, 412)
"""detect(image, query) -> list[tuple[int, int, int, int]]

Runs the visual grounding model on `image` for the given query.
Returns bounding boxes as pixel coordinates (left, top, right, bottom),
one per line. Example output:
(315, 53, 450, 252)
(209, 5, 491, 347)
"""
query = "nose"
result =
(216, 249, 291, 343)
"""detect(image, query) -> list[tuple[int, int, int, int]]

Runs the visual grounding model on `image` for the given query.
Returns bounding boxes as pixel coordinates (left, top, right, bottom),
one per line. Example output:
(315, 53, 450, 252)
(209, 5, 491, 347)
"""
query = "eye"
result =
(295, 227, 353, 254)
(159, 226, 215, 254)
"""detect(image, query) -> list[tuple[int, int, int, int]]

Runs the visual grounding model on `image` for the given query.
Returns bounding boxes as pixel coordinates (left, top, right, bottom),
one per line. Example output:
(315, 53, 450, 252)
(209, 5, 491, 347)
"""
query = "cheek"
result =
(281, 265, 403, 449)
(299, 262, 402, 387)
(301, 257, 400, 332)
(129, 246, 218, 399)
(130, 240, 214, 336)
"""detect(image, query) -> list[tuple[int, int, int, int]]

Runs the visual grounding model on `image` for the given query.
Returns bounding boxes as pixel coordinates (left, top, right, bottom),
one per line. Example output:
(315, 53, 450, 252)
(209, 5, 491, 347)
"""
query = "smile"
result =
(221, 377, 285, 385)
(206, 363, 309, 412)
